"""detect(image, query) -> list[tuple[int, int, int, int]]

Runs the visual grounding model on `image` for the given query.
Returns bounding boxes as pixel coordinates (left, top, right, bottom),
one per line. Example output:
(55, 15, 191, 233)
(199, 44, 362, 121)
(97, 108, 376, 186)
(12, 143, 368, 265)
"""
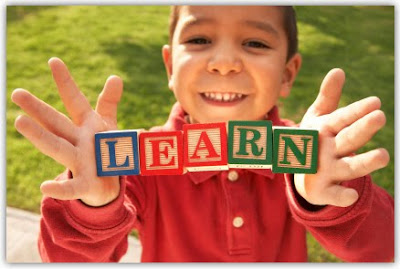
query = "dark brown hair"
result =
(168, 6, 298, 61)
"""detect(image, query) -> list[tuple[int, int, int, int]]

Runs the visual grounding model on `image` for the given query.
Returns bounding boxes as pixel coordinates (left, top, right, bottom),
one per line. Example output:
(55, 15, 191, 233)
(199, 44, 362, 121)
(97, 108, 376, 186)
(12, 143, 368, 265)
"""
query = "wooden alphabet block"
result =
(272, 127, 318, 174)
(139, 131, 184, 176)
(228, 120, 273, 169)
(183, 122, 228, 172)
(95, 130, 141, 176)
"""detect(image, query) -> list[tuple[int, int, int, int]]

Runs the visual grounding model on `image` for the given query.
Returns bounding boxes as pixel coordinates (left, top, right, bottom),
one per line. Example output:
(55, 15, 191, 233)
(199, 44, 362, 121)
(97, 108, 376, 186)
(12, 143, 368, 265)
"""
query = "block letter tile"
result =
(95, 130, 140, 177)
(272, 127, 318, 174)
(183, 122, 228, 172)
(139, 131, 184, 175)
(228, 120, 273, 169)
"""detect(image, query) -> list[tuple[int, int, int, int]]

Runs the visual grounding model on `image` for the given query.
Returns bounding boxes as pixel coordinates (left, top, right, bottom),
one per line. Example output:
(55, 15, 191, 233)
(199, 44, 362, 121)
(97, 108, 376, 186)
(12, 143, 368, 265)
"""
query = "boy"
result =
(11, 6, 393, 262)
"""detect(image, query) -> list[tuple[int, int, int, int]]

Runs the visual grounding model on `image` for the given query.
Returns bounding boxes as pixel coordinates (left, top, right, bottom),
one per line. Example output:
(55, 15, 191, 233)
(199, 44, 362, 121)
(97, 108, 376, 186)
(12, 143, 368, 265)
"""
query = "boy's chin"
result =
(190, 114, 264, 124)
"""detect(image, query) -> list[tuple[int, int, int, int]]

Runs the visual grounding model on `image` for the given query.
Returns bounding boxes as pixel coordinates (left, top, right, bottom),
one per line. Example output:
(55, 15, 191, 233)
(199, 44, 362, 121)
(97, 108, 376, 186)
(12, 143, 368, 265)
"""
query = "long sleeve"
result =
(38, 171, 146, 262)
(285, 174, 394, 262)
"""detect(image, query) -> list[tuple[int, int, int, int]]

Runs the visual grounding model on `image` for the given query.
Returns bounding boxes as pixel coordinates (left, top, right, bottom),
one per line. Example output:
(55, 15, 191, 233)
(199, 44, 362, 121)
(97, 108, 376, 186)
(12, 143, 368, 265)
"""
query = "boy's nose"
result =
(207, 50, 243, 76)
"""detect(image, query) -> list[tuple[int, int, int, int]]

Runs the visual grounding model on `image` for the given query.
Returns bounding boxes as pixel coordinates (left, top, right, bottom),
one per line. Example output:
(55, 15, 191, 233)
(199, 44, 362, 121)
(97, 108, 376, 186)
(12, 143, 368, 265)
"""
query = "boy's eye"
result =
(187, 38, 210, 45)
(244, 40, 269, 49)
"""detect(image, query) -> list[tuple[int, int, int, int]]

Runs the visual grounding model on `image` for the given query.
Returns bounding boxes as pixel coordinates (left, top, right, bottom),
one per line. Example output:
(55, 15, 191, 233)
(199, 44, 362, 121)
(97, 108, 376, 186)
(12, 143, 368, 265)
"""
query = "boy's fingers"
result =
(14, 115, 76, 169)
(324, 184, 359, 207)
(11, 88, 78, 144)
(40, 178, 88, 201)
(327, 96, 381, 134)
(48, 57, 93, 125)
(335, 148, 390, 180)
(335, 110, 386, 157)
(95, 75, 123, 122)
(307, 68, 345, 117)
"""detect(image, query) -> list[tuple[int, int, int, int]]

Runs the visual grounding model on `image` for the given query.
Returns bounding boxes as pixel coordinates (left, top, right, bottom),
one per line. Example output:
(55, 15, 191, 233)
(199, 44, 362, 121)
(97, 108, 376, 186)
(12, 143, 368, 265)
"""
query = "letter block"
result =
(228, 120, 273, 169)
(95, 130, 141, 177)
(272, 127, 318, 174)
(183, 122, 228, 172)
(139, 131, 184, 176)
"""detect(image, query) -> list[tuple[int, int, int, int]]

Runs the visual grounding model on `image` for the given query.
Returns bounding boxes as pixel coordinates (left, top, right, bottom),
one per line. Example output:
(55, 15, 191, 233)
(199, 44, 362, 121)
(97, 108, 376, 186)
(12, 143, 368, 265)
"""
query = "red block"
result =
(183, 122, 228, 172)
(139, 131, 184, 176)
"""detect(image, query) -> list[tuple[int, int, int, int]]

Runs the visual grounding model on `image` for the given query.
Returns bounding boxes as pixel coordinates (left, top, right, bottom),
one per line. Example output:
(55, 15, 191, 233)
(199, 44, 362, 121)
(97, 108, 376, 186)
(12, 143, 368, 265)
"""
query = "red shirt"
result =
(38, 103, 394, 262)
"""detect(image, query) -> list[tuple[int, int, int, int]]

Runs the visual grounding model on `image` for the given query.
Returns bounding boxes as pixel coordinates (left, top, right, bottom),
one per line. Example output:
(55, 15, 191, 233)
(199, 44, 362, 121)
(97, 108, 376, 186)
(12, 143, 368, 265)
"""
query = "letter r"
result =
(236, 128, 264, 156)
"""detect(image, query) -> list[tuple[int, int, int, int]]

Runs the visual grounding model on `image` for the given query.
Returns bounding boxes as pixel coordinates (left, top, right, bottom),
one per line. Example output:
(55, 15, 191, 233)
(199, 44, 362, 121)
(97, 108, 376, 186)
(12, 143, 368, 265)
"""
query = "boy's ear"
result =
(280, 53, 302, 97)
(162, 45, 174, 90)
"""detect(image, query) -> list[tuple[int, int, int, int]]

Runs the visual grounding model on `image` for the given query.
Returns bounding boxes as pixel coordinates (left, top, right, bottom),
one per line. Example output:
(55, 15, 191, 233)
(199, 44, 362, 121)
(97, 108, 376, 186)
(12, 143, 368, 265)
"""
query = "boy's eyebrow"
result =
(178, 17, 280, 39)
(244, 20, 280, 38)
(179, 16, 215, 34)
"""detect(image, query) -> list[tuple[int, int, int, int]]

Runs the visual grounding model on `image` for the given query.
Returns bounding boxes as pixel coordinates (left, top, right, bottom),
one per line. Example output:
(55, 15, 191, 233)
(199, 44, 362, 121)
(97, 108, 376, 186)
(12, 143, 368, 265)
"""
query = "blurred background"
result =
(6, 6, 394, 262)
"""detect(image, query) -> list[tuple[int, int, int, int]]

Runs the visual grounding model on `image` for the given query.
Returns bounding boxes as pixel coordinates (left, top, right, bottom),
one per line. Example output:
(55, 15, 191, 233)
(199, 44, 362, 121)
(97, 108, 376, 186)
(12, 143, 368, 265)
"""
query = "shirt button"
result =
(233, 217, 244, 228)
(228, 170, 239, 182)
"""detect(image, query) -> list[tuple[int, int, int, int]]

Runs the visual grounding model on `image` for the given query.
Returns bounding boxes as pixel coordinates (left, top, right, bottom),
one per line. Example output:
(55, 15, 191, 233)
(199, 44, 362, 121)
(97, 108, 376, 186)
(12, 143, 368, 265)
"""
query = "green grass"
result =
(6, 6, 394, 262)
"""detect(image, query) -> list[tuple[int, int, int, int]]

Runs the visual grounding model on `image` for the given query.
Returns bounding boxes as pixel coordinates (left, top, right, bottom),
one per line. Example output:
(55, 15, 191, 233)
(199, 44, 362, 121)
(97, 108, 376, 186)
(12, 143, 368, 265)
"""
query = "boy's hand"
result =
(11, 57, 123, 207)
(294, 68, 389, 207)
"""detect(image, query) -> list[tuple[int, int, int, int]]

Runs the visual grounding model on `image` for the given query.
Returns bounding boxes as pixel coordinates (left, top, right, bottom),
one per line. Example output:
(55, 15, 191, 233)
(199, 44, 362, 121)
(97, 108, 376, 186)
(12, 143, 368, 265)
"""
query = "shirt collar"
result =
(187, 168, 275, 185)
(161, 102, 285, 131)
(158, 102, 282, 184)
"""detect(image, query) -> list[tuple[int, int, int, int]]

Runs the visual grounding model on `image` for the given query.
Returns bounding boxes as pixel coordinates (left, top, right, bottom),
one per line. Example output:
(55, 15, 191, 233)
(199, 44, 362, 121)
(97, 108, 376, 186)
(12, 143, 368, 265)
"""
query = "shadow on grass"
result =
(102, 39, 176, 130)
(7, 6, 56, 23)
(282, 6, 394, 122)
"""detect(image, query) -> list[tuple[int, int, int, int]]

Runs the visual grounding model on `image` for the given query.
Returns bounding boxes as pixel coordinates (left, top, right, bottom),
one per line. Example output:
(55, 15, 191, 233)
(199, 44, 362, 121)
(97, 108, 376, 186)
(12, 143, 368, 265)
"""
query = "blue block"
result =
(95, 130, 140, 177)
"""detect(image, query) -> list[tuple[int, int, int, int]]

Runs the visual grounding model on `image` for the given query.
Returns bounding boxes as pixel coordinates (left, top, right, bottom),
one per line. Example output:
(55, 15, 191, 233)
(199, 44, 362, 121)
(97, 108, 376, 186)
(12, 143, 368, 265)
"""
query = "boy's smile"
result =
(200, 92, 246, 104)
(162, 6, 301, 124)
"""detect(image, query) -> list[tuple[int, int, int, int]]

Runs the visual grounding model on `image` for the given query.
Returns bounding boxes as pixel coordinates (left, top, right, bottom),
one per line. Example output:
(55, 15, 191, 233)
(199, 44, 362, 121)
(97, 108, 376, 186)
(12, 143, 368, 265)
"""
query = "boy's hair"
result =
(168, 6, 298, 62)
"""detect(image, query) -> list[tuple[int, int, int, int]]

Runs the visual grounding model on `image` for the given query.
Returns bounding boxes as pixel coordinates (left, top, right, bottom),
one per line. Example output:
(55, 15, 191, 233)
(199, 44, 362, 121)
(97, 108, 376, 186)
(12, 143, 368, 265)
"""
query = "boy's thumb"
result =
(325, 184, 359, 207)
(40, 179, 85, 201)
(309, 68, 345, 116)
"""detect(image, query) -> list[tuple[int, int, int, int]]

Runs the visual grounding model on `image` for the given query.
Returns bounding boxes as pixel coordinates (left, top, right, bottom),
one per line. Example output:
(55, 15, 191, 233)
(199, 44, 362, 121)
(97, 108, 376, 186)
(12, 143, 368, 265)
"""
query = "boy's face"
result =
(163, 6, 301, 123)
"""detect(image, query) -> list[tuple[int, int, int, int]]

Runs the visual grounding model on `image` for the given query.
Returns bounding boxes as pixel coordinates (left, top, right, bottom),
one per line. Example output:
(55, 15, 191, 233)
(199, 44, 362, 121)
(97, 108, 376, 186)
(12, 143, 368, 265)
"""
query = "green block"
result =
(228, 120, 273, 168)
(272, 127, 318, 174)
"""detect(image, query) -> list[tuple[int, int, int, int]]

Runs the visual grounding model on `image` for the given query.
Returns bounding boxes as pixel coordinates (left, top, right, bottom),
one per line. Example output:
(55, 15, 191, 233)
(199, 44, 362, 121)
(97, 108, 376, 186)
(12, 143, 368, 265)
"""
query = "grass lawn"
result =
(6, 6, 394, 262)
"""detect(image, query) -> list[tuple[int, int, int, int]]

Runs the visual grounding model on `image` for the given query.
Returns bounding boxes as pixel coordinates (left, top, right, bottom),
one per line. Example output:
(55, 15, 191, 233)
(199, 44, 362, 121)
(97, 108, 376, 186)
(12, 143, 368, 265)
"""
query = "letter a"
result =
(191, 131, 220, 159)
(183, 122, 228, 171)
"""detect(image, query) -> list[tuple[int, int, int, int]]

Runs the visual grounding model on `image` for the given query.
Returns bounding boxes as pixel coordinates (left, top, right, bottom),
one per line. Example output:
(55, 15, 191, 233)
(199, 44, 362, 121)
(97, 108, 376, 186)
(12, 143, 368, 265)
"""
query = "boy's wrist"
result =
(284, 173, 373, 225)
(60, 175, 128, 229)
(290, 175, 326, 212)
(65, 169, 120, 207)
(285, 174, 327, 212)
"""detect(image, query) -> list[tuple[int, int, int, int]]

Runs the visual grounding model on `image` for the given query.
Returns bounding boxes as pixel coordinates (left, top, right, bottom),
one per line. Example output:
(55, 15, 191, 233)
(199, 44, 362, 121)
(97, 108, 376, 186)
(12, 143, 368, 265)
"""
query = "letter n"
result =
(272, 127, 318, 174)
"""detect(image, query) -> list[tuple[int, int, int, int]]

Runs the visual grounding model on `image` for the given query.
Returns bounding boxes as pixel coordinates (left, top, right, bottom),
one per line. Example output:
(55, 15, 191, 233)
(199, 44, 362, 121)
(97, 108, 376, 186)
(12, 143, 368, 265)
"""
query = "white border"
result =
(3, 0, 399, 5)
(1, 1, 398, 268)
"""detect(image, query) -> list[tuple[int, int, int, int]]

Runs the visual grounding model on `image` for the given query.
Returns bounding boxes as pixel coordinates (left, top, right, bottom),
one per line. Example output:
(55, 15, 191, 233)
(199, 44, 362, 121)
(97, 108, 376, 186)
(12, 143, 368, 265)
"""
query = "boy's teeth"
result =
(202, 92, 245, 102)
(223, 93, 230, 101)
